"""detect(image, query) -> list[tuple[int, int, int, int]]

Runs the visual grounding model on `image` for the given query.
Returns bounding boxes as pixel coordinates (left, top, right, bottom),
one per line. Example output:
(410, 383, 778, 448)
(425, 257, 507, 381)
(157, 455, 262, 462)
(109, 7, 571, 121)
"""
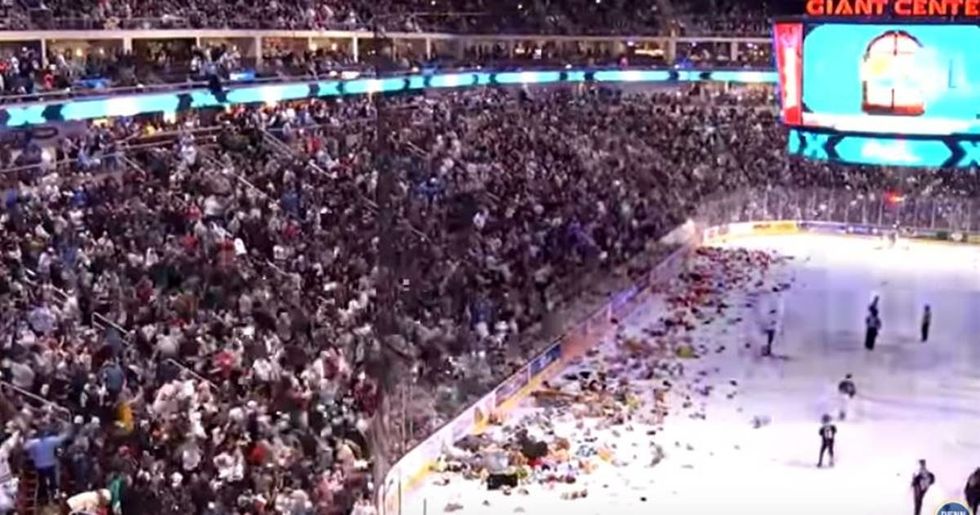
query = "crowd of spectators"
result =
(0, 46, 135, 99)
(14, 0, 660, 33)
(0, 39, 775, 103)
(2, 83, 978, 515)
(0, 41, 365, 101)
(666, 0, 770, 35)
(6, 0, 784, 35)
(0, 0, 785, 100)
(0, 107, 382, 513)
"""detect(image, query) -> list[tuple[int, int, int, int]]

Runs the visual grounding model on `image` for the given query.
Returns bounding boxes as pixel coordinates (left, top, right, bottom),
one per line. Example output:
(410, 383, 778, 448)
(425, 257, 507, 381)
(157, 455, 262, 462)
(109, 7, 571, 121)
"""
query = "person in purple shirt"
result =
(23, 424, 73, 504)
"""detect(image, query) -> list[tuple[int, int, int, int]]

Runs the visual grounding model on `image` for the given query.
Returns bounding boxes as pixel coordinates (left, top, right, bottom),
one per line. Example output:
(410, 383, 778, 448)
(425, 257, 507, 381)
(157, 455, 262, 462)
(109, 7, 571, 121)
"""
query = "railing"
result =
(259, 127, 296, 159)
(164, 358, 217, 388)
(694, 187, 980, 235)
(125, 125, 225, 151)
(0, 152, 130, 193)
(0, 380, 73, 422)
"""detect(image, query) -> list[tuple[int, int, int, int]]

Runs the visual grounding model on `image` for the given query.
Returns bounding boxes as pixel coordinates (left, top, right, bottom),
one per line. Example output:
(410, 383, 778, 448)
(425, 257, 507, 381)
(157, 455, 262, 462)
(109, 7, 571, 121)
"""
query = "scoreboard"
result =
(775, 19, 980, 167)
(776, 22, 980, 135)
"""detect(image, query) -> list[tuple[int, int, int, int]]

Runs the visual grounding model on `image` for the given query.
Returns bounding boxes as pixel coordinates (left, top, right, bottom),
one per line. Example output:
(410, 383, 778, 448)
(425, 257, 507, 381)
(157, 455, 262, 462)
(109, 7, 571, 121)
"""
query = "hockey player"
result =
(965, 468, 980, 515)
(864, 310, 881, 351)
(921, 305, 931, 343)
(757, 293, 783, 357)
(762, 308, 778, 357)
(817, 414, 837, 468)
(911, 459, 936, 515)
(837, 374, 856, 421)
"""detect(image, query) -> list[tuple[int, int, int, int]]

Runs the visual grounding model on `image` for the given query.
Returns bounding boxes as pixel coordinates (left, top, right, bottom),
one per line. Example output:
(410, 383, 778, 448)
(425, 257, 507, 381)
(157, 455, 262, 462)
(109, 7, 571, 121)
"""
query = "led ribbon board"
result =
(0, 69, 777, 128)
(787, 128, 980, 167)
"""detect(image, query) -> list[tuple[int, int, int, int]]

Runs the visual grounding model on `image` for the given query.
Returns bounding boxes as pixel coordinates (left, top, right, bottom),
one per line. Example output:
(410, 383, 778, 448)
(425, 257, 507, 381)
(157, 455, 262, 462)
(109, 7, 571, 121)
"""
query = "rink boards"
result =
(378, 217, 980, 515)
(703, 220, 980, 246)
(378, 235, 694, 515)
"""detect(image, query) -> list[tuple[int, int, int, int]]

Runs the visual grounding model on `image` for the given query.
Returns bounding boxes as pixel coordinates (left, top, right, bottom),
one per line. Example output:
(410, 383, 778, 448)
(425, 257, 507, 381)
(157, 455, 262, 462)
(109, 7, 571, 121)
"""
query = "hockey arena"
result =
(408, 230, 980, 515)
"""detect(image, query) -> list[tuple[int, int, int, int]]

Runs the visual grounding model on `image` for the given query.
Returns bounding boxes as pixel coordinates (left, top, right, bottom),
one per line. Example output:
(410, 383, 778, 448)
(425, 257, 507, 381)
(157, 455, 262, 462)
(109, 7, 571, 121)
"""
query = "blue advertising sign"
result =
(530, 343, 562, 377)
(846, 224, 877, 236)
(495, 367, 529, 406)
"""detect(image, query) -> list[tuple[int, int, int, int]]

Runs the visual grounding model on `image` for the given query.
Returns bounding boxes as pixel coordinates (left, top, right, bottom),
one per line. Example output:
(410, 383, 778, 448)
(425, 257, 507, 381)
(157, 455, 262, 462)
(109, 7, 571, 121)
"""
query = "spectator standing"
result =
(24, 423, 73, 504)
(0, 429, 20, 514)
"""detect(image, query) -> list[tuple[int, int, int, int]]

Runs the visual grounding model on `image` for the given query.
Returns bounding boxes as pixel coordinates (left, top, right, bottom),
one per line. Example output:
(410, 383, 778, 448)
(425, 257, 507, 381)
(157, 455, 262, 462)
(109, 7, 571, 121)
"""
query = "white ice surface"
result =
(411, 234, 980, 515)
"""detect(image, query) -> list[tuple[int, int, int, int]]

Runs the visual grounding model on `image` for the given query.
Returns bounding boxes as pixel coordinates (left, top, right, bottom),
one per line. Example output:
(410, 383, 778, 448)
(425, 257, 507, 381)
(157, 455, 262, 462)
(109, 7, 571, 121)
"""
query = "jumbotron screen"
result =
(775, 22, 980, 136)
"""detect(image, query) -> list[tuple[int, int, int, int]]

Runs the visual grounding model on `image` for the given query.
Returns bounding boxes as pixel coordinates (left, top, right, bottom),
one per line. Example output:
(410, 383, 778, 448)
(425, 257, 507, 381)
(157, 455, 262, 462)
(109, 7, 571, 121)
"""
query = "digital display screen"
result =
(787, 128, 980, 167)
(800, 23, 980, 135)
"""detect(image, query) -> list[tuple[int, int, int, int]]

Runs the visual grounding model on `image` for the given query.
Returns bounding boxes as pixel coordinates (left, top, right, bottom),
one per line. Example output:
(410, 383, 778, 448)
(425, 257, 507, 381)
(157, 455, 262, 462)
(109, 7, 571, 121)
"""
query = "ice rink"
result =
(412, 234, 980, 515)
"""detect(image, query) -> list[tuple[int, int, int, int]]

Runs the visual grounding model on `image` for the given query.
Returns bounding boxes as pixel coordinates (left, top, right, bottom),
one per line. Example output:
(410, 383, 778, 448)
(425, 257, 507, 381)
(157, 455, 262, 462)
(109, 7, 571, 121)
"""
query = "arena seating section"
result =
(4, 1, 978, 513)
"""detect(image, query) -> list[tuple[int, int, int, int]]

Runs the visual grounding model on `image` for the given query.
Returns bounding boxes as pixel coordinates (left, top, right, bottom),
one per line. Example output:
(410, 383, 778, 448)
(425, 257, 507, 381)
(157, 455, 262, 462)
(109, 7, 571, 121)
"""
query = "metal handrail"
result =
(0, 380, 73, 421)
(260, 129, 296, 157)
(93, 312, 130, 336)
(120, 154, 149, 176)
(0, 153, 124, 176)
(221, 162, 271, 199)
(164, 358, 216, 388)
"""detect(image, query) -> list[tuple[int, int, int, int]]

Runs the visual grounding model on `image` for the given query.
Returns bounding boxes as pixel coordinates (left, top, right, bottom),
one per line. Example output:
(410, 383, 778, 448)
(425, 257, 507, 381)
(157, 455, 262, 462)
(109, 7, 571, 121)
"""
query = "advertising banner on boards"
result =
(494, 367, 529, 407)
(905, 228, 942, 241)
(798, 221, 848, 234)
(750, 221, 799, 235)
(529, 343, 562, 377)
(845, 224, 876, 236)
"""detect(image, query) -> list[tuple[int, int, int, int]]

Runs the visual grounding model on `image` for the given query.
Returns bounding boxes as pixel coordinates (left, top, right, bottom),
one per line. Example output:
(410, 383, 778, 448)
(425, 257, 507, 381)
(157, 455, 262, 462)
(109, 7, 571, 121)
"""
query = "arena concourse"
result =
(1, 2, 980, 515)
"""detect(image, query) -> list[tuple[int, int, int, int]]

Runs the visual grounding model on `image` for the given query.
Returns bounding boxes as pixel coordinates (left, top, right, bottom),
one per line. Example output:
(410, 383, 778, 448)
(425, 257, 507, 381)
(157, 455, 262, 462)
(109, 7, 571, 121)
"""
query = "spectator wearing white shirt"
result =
(0, 429, 21, 515)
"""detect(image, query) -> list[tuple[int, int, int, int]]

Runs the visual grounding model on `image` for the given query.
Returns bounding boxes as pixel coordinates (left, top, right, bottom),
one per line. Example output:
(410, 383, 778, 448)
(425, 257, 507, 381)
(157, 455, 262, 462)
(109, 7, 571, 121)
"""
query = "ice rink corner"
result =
(411, 233, 980, 515)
